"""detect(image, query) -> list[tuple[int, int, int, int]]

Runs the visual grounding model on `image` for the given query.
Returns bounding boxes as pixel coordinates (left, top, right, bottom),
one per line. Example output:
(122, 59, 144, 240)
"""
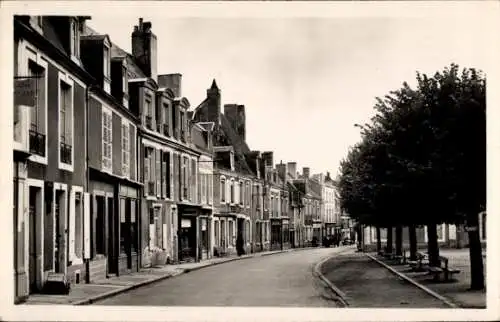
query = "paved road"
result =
(96, 247, 353, 307)
(320, 253, 449, 308)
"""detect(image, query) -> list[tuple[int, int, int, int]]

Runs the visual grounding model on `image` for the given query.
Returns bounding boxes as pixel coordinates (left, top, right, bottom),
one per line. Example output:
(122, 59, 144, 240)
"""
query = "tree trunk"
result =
(466, 214, 485, 290)
(386, 226, 393, 253)
(376, 227, 382, 253)
(395, 226, 403, 256)
(426, 224, 440, 267)
(409, 225, 417, 261)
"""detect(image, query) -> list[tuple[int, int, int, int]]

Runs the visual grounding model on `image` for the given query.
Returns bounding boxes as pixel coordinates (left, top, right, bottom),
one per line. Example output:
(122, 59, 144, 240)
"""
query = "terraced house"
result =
(193, 83, 259, 256)
(13, 15, 95, 302)
(81, 23, 142, 280)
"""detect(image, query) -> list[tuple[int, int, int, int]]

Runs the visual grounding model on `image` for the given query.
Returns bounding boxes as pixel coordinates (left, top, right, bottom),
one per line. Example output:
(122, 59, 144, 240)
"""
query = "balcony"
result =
(145, 115, 153, 130)
(29, 128, 46, 157)
(60, 142, 72, 164)
(13, 105, 30, 153)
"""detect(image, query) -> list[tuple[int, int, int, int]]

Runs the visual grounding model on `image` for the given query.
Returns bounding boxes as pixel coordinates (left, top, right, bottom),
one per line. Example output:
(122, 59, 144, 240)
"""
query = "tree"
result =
(337, 63, 485, 290)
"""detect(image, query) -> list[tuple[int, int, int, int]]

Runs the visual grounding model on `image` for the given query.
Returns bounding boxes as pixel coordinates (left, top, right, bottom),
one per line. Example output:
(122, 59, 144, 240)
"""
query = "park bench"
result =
(427, 255, 461, 282)
(408, 251, 428, 271)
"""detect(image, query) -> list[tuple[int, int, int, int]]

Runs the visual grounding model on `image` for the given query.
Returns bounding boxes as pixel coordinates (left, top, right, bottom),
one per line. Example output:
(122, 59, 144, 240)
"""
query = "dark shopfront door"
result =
(179, 217, 196, 262)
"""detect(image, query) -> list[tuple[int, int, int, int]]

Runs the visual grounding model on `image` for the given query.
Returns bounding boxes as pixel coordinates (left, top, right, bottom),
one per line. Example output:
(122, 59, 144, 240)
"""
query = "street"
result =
(95, 247, 351, 307)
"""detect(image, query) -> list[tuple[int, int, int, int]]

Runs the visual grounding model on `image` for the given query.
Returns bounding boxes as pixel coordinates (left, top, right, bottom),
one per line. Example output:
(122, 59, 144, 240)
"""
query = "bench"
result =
(427, 256, 461, 282)
(408, 251, 428, 271)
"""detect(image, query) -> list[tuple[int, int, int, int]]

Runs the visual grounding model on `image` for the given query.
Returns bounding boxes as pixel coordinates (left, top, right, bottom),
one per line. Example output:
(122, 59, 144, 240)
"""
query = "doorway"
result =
(179, 217, 196, 262)
(107, 196, 116, 274)
(28, 186, 41, 293)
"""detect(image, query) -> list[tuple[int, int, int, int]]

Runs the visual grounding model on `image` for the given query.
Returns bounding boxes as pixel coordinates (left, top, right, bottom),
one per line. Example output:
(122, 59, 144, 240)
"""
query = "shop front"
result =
(270, 218, 282, 251)
(177, 204, 202, 263)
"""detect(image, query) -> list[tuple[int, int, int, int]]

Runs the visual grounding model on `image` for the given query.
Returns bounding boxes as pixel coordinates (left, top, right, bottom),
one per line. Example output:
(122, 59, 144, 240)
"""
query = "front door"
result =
(107, 197, 116, 274)
(28, 187, 38, 293)
(179, 217, 195, 261)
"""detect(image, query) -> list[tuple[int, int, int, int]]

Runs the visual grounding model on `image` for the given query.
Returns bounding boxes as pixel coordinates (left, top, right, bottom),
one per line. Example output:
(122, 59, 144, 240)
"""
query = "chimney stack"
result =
(287, 162, 297, 179)
(158, 73, 182, 97)
(276, 161, 287, 181)
(224, 104, 246, 142)
(132, 18, 158, 81)
(261, 151, 274, 168)
(303, 167, 310, 178)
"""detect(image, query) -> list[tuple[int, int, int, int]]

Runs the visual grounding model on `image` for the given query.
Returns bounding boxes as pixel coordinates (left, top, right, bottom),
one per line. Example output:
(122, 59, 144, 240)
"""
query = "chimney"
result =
(132, 18, 158, 81)
(276, 161, 287, 181)
(206, 79, 221, 126)
(287, 162, 297, 179)
(261, 151, 274, 168)
(158, 73, 182, 97)
(224, 104, 246, 142)
(303, 167, 310, 178)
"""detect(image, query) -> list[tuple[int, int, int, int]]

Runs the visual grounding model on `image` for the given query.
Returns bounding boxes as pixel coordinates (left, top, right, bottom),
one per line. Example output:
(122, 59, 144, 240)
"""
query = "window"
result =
(239, 182, 244, 205)
(122, 67, 128, 93)
(161, 152, 167, 199)
(58, 78, 73, 168)
(162, 103, 170, 136)
(103, 46, 110, 79)
(121, 121, 130, 178)
(102, 108, 112, 172)
(191, 159, 196, 202)
(71, 19, 79, 58)
(120, 198, 127, 254)
(145, 96, 153, 130)
(230, 180, 235, 204)
(155, 149, 161, 197)
(220, 178, 226, 203)
(27, 59, 47, 158)
(208, 174, 213, 205)
(144, 147, 155, 195)
(130, 200, 138, 253)
(246, 182, 250, 207)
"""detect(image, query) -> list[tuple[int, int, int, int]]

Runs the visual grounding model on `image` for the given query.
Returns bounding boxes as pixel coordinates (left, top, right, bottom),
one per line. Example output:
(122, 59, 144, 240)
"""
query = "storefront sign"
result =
(465, 226, 478, 232)
(181, 218, 191, 228)
(14, 78, 36, 106)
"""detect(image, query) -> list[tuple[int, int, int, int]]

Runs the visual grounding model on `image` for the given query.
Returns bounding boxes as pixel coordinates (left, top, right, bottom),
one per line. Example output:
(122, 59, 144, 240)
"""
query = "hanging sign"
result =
(14, 78, 37, 106)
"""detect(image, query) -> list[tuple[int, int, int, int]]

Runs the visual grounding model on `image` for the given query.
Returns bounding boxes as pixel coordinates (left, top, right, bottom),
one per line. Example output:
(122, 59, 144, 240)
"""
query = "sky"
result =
(88, 13, 489, 178)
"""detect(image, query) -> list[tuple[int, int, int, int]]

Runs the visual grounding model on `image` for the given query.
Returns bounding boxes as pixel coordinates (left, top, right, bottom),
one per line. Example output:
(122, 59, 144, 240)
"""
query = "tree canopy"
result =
(337, 63, 486, 228)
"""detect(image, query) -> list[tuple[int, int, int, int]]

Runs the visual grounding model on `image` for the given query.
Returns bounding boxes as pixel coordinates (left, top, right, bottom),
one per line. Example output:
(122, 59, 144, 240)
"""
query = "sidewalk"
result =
(22, 248, 307, 306)
(368, 248, 486, 308)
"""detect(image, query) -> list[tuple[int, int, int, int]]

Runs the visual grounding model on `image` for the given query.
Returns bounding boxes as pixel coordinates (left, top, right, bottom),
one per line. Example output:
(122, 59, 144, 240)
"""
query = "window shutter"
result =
(169, 151, 173, 199)
(209, 174, 213, 205)
(161, 152, 166, 199)
(156, 149, 161, 197)
(144, 147, 149, 196)
(83, 192, 91, 259)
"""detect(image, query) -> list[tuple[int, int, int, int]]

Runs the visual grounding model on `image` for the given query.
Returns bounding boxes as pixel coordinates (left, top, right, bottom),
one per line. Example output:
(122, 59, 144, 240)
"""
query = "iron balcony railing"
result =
(60, 142, 72, 164)
(29, 129, 46, 157)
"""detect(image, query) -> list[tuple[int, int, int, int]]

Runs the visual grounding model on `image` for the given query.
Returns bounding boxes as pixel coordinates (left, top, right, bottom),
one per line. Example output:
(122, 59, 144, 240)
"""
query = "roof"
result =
(84, 23, 147, 79)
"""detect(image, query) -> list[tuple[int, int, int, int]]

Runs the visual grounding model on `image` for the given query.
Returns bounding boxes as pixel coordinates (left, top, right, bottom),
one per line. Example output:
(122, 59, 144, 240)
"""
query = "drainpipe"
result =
(84, 84, 96, 283)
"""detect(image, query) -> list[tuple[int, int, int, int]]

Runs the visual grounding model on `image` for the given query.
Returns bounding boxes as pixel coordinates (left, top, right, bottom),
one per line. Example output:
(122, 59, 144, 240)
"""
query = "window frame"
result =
(220, 176, 226, 203)
(101, 106, 113, 173)
(23, 44, 48, 165)
(58, 71, 74, 172)
(121, 120, 130, 178)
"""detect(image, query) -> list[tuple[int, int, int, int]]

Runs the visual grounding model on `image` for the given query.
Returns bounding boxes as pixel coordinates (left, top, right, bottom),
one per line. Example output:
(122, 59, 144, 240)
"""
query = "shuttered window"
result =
(121, 121, 130, 178)
(102, 108, 112, 172)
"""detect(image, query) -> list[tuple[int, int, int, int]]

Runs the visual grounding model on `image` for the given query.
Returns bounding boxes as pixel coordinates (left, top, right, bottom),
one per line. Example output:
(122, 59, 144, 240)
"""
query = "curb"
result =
(73, 247, 305, 305)
(313, 247, 354, 307)
(365, 253, 460, 308)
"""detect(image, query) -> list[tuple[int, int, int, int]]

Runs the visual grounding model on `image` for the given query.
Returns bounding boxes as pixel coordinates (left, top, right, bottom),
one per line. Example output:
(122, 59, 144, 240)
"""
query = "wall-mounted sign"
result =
(14, 78, 36, 106)
(181, 218, 191, 228)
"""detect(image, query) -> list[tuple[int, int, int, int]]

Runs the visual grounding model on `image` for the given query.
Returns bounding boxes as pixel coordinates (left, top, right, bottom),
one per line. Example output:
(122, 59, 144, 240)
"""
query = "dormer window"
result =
(70, 18, 80, 60)
(103, 45, 111, 94)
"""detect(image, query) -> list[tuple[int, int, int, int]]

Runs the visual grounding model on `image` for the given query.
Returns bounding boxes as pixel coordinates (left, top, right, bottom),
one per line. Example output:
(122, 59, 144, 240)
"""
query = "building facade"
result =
(13, 15, 95, 301)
